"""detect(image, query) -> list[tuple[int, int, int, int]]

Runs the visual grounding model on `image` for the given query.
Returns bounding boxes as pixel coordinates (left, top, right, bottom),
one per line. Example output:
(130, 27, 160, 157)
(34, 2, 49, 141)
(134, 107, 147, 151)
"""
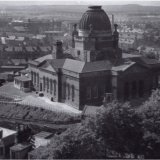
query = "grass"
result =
(0, 102, 81, 124)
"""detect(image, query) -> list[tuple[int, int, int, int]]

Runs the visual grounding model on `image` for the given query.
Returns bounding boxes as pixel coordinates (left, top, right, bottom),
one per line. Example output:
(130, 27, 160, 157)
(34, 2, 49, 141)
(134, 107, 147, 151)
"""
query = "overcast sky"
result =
(0, 0, 160, 6)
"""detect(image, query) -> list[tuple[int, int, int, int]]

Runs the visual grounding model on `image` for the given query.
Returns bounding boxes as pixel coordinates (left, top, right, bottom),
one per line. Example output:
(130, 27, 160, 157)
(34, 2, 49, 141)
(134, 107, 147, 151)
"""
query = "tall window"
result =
(93, 86, 98, 98)
(72, 85, 75, 101)
(50, 79, 52, 94)
(43, 76, 45, 91)
(68, 84, 70, 99)
(47, 78, 49, 92)
(31, 71, 33, 81)
(100, 85, 105, 98)
(124, 82, 129, 100)
(53, 80, 56, 96)
(77, 50, 80, 56)
(139, 80, 144, 97)
(86, 86, 91, 100)
(63, 82, 66, 99)
(37, 73, 39, 86)
(131, 81, 137, 98)
(34, 72, 36, 84)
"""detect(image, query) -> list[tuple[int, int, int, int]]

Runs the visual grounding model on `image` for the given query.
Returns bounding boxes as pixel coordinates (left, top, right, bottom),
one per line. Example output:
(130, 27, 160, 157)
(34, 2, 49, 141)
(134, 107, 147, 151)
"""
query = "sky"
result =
(0, 0, 160, 6)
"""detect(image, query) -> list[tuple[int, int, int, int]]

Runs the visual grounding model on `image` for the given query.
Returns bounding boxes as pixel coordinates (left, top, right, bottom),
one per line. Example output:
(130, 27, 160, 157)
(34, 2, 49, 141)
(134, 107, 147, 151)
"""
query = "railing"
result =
(0, 100, 81, 117)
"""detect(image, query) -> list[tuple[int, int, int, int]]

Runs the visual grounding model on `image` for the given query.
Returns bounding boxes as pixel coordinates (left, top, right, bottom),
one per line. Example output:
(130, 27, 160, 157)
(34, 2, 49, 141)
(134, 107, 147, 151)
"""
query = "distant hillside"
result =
(0, 4, 160, 17)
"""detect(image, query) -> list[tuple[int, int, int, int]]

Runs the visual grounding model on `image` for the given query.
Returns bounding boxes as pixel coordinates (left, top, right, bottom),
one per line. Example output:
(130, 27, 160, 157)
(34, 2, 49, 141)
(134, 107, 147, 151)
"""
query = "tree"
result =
(92, 101, 144, 158)
(32, 124, 106, 159)
(138, 89, 160, 158)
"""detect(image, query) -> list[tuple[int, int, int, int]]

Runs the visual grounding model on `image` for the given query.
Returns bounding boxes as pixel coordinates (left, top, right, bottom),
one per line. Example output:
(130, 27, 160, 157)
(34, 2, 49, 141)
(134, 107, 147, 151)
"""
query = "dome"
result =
(79, 6, 111, 31)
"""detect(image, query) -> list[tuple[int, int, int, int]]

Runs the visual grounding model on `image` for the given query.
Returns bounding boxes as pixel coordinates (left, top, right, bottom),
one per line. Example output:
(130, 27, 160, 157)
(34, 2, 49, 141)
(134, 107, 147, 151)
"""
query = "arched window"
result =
(31, 71, 33, 81)
(43, 76, 45, 91)
(124, 82, 129, 100)
(72, 85, 75, 101)
(50, 79, 52, 94)
(53, 80, 56, 96)
(93, 86, 98, 98)
(37, 73, 39, 86)
(131, 81, 137, 98)
(67, 84, 70, 99)
(86, 86, 91, 100)
(34, 72, 36, 84)
(139, 80, 144, 97)
(63, 82, 66, 99)
(47, 78, 49, 92)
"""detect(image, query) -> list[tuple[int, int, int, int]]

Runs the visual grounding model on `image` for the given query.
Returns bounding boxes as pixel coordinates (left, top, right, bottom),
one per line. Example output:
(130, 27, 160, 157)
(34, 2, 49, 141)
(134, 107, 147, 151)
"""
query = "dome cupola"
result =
(79, 6, 112, 37)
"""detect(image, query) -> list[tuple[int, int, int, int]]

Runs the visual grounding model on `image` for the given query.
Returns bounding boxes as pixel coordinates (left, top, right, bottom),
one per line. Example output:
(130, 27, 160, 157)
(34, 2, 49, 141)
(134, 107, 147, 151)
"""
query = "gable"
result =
(122, 63, 149, 75)
(38, 60, 56, 73)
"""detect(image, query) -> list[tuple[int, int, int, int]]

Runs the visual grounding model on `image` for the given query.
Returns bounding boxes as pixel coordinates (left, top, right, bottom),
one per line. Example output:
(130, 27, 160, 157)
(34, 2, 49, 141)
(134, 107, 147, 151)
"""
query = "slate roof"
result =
(82, 60, 112, 73)
(112, 61, 135, 72)
(31, 53, 160, 75)
(35, 54, 52, 63)
(49, 59, 65, 69)
(33, 56, 113, 74)
(14, 76, 31, 82)
(10, 143, 31, 151)
(39, 59, 65, 72)
(63, 59, 85, 73)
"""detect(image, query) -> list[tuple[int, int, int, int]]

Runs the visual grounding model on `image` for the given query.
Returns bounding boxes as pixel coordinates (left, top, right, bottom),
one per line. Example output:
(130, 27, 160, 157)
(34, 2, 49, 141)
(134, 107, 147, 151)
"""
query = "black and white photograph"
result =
(0, 0, 160, 159)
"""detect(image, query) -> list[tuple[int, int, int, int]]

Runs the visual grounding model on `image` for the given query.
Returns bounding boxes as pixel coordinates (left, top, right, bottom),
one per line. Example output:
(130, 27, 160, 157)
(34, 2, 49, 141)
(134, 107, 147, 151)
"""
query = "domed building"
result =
(28, 6, 160, 110)
(72, 5, 122, 62)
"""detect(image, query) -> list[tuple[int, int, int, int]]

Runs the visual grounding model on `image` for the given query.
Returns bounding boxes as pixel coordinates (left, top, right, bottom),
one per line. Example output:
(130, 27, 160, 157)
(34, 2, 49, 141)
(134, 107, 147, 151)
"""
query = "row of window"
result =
(63, 83, 75, 101)
(31, 71, 57, 95)
(43, 77, 56, 95)
(86, 86, 104, 100)
(31, 71, 39, 85)
(124, 80, 144, 100)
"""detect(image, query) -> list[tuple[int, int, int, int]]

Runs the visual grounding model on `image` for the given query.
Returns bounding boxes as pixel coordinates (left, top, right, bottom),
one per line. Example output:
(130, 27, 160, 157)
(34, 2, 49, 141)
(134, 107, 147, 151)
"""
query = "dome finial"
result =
(88, 6, 102, 10)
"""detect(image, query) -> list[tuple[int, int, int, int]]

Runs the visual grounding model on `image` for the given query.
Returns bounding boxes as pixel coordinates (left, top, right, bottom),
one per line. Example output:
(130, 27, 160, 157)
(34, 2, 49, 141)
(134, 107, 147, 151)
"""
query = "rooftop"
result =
(0, 127, 16, 138)
(10, 143, 31, 151)
(14, 76, 31, 82)
(34, 131, 54, 139)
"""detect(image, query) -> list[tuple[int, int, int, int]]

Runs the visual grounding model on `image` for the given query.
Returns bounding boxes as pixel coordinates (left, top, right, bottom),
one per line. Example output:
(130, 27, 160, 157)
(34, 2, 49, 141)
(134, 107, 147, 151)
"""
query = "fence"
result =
(0, 91, 22, 101)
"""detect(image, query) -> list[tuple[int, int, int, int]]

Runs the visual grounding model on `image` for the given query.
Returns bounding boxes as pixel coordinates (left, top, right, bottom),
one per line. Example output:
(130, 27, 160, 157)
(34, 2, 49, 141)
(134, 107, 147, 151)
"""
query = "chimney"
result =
(112, 14, 115, 31)
(15, 124, 20, 144)
(54, 40, 63, 59)
(72, 24, 78, 48)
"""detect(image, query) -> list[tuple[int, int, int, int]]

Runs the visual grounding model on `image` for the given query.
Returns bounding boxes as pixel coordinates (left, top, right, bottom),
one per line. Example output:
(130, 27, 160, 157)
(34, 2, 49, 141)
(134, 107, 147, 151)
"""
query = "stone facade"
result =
(28, 6, 160, 110)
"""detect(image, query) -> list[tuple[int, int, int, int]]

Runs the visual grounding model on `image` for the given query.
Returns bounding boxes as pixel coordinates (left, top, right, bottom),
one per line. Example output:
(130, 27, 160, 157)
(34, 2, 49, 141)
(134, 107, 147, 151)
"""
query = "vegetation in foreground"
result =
(0, 101, 81, 124)
(31, 89, 160, 159)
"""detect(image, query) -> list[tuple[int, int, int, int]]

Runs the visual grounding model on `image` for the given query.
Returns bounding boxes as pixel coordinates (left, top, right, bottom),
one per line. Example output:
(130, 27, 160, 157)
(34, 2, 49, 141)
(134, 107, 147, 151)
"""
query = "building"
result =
(119, 38, 138, 52)
(33, 131, 54, 149)
(0, 127, 17, 159)
(28, 6, 160, 110)
(10, 143, 32, 159)
(14, 76, 32, 92)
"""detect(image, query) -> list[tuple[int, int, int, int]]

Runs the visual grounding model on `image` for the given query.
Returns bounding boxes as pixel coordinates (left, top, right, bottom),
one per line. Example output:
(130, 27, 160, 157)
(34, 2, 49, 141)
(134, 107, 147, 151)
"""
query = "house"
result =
(10, 143, 32, 159)
(14, 76, 32, 92)
(33, 131, 54, 149)
(0, 127, 17, 159)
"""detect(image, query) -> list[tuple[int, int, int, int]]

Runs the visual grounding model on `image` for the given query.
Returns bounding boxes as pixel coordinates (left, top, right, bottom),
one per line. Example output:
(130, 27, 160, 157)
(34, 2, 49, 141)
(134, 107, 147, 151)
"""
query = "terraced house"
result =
(28, 6, 160, 110)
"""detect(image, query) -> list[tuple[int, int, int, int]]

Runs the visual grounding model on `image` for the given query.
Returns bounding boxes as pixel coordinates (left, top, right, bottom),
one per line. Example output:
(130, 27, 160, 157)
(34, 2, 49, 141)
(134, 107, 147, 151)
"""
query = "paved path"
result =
(0, 82, 81, 115)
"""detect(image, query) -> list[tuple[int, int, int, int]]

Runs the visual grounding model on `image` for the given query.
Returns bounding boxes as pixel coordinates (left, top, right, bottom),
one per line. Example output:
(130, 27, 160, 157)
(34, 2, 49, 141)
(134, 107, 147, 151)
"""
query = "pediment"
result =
(38, 60, 56, 72)
(122, 63, 149, 75)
